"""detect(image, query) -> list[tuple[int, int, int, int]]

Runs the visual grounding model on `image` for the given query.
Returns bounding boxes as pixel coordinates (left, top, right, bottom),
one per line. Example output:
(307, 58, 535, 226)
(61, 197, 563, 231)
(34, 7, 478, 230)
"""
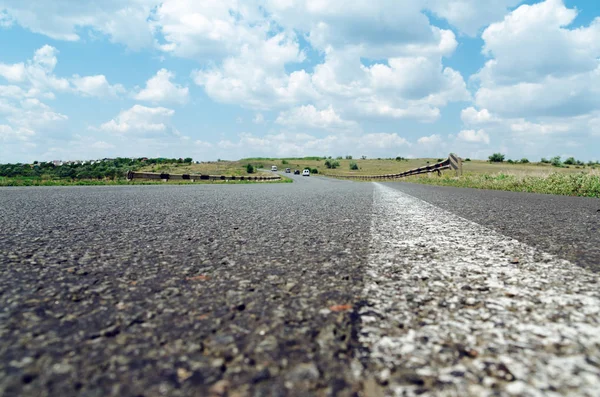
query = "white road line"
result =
(360, 183, 600, 397)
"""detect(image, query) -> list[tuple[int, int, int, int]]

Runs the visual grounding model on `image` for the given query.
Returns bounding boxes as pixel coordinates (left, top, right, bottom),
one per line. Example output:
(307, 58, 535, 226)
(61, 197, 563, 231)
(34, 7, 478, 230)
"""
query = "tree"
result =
(551, 156, 562, 167)
(520, 158, 529, 163)
(246, 164, 255, 174)
(563, 157, 576, 165)
(488, 153, 505, 162)
(361, 155, 367, 160)
(184, 157, 193, 163)
(324, 159, 340, 169)
(349, 161, 359, 170)
(345, 155, 353, 160)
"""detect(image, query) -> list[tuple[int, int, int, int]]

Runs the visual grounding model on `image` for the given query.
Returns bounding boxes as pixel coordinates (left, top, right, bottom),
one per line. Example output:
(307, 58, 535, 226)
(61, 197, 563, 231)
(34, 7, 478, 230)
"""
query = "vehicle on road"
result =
(294, 169, 300, 175)
(285, 168, 291, 173)
(271, 165, 278, 171)
(303, 169, 310, 176)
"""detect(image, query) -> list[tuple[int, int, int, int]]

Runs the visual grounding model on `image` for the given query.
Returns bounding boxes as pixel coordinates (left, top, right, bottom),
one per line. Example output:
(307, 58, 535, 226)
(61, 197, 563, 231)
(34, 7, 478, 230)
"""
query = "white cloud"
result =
(473, 0, 600, 118)
(0, 124, 34, 141)
(253, 113, 264, 124)
(98, 104, 175, 134)
(134, 69, 189, 104)
(0, 45, 127, 101)
(0, 0, 155, 49)
(71, 75, 125, 98)
(457, 129, 490, 144)
(0, 62, 25, 82)
(214, 131, 411, 159)
(275, 105, 358, 131)
(427, 0, 523, 36)
(461, 107, 497, 125)
(417, 134, 442, 145)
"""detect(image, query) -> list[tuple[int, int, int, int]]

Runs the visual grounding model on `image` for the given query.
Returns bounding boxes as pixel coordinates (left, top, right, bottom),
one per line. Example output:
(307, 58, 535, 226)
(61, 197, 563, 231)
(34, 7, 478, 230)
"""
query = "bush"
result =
(507, 159, 514, 164)
(563, 157, 576, 165)
(349, 161, 359, 170)
(395, 156, 405, 161)
(184, 157, 193, 163)
(336, 156, 343, 160)
(246, 164, 255, 174)
(540, 157, 550, 164)
(520, 158, 530, 164)
(345, 155, 353, 160)
(361, 155, 367, 160)
(551, 156, 563, 167)
(281, 159, 289, 165)
(464, 158, 471, 162)
(324, 159, 340, 169)
(488, 153, 505, 162)
(311, 168, 319, 174)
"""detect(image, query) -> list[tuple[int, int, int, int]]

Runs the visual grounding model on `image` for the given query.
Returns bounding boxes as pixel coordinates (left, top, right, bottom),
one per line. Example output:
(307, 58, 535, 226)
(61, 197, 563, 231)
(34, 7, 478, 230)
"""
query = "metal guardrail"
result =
(126, 171, 281, 182)
(323, 153, 463, 180)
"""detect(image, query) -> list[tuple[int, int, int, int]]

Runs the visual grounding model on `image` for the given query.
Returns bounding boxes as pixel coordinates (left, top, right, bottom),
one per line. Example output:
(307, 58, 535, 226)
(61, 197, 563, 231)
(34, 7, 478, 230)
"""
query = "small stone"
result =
(52, 362, 74, 375)
(286, 362, 320, 382)
(209, 380, 229, 396)
(177, 367, 192, 382)
(505, 380, 527, 395)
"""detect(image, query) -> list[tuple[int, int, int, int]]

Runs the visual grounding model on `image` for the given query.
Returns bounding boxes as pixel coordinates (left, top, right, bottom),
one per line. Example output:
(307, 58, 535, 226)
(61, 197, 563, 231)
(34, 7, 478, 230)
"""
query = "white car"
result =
(271, 165, 278, 171)
(302, 169, 310, 176)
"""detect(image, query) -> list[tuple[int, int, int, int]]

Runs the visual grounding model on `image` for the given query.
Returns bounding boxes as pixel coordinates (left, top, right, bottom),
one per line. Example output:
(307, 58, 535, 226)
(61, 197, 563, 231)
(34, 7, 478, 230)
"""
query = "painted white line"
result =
(360, 183, 600, 397)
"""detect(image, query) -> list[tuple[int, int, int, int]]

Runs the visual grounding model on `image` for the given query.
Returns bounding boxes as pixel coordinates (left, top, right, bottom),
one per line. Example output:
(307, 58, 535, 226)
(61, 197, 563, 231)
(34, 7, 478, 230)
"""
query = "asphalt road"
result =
(0, 175, 598, 396)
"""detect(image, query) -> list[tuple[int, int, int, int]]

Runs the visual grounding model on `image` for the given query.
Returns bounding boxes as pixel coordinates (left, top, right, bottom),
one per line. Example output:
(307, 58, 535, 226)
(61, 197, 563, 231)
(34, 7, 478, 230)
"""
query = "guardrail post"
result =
(449, 153, 463, 176)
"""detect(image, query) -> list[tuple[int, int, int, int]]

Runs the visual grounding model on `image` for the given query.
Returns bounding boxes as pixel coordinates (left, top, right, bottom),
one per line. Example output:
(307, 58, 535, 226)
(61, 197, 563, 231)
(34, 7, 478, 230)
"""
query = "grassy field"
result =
(246, 157, 597, 176)
(138, 160, 272, 176)
(0, 176, 292, 187)
(307, 158, 599, 197)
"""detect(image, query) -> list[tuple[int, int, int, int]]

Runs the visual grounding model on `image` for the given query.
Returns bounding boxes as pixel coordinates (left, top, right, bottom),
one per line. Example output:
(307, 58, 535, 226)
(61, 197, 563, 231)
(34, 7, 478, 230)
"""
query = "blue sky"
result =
(1, 0, 599, 163)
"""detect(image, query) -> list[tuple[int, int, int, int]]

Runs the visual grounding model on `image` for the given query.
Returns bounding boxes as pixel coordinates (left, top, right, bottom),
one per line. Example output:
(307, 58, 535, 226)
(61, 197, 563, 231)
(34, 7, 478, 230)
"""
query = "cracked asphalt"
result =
(0, 175, 598, 396)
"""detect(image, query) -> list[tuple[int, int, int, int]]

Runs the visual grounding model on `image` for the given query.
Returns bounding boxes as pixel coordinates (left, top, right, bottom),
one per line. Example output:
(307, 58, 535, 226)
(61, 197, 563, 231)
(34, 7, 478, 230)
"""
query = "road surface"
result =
(1, 175, 599, 396)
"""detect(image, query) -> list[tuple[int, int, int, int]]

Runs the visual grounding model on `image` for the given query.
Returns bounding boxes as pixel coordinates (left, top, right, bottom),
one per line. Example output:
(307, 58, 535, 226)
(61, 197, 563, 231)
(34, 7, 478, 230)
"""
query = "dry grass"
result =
(138, 160, 272, 177)
(281, 157, 599, 177)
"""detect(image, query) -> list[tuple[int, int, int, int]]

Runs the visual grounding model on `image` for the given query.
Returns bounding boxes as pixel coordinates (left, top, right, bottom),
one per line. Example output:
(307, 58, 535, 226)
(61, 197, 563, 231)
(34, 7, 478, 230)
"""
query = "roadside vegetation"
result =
(247, 154, 599, 197)
(0, 157, 282, 186)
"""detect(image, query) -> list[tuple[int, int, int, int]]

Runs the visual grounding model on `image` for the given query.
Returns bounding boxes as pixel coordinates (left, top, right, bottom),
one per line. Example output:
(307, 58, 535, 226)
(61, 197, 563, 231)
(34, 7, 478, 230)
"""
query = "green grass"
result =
(403, 171, 600, 198)
(0, 176, 292, 187)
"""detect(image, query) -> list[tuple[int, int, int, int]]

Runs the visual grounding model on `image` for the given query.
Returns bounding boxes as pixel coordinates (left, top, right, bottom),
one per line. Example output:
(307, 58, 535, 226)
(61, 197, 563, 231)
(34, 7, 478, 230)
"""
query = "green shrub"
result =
(324, 159, 340, 169)
(464, 158, 471, 162)
(488, 153, 505, 162)
(507, 159, 514, 164)
(540, 157, 550, 164)
(345, 155, 353, 160)
(520, 158, 530, 163)
(311, 168, 319, 174)
(281, 159, 289, 165)
(563, 157, 576, 165)
(349, 161, 359, 170)
(551, 156, 563, 167)
(246, 164, 255, 173)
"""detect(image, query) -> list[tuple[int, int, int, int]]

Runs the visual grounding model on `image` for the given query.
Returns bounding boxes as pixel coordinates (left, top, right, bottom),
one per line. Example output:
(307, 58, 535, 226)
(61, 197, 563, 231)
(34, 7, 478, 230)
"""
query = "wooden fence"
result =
(126, 171, 281, 182)
(322, 153, 463, 180)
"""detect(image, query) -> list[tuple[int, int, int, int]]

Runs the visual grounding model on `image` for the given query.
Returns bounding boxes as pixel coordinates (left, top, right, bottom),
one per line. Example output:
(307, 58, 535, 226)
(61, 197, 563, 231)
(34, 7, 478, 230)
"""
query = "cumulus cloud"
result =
(457, 129, 490, 144)
(0, 0, 155, 49)
(0, 45, 125, 100)
(417, 134, 443, 146)
(473, 0, 600, 118)
(98, 104, 175, 134)
(71, 75, 125, 98)
(275, 105, 358, 131)
(134, 69, 189, 104)
(215, 131, 411, 159)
